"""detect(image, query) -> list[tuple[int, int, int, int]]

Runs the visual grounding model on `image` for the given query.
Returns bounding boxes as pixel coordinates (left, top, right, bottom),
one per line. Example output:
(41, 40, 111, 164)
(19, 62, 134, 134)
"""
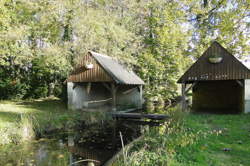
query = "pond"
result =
(0, 120, 144, 166)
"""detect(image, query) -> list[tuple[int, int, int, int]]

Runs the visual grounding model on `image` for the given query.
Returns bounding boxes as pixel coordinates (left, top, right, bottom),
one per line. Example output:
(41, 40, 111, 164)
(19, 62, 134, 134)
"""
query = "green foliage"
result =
(0, 0, 249, 102)
(115, 106, 188, 166)
(33, 87, 48, 99)
(115, 108, 250, 166)
(0, 140, 70, 166)
(186, 0, 250, 59)
(146, 100, 155, 113)
(0, 98, 113, 145)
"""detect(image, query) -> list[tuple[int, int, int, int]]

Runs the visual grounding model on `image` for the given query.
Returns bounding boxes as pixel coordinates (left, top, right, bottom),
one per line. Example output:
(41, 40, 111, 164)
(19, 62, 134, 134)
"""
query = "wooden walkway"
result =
(111, 112, 169, 120)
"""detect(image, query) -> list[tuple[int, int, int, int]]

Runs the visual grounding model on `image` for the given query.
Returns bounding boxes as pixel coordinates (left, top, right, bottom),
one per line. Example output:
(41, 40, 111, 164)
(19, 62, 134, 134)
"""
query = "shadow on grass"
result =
(16, 99, 68, 113)
(0, 111, 21, 123)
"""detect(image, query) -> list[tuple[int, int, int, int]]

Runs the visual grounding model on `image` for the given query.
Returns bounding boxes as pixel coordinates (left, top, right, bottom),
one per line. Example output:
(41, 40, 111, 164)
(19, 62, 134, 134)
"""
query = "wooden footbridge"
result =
(111, 112, 169, 121)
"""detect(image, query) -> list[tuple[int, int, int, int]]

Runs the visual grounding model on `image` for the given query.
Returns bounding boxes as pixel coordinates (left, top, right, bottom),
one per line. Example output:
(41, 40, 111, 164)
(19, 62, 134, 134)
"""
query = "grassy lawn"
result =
(0, 98, 110, 145)
(0, 98, 67, 128)
(115, 110, 250, 166)
(0, 98, 78, 145)
(180, 113, 250, 166)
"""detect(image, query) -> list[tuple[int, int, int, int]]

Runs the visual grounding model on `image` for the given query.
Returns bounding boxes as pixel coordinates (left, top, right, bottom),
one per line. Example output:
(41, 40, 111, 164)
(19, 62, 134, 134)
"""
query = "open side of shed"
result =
(66, 51, 144, 112)
(192, 80, 244, 113)
(178, 41, 250, 113)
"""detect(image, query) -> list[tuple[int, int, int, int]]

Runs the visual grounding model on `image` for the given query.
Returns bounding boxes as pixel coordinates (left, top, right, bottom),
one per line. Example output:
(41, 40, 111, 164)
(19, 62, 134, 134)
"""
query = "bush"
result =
(114, 106, 189, 166)
(33, 86, 48, 99)
(59, 84, 67, 102)
(0, 78, 29, 100)
(146, 99, 155, 113)
(155, 97, 165, 111)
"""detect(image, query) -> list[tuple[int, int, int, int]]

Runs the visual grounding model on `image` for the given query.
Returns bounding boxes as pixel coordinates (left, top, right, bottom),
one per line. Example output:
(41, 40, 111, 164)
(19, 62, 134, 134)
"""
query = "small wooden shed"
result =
(178, 41, 250, 113)
(65, 51, 145, 111)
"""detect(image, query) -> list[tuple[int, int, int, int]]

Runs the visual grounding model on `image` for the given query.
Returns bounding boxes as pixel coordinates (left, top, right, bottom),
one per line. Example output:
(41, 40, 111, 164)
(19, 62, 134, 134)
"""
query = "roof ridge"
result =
(214, 42, 250, 71)
(89, 51, 145, 85)
(89, 51, 112, 59)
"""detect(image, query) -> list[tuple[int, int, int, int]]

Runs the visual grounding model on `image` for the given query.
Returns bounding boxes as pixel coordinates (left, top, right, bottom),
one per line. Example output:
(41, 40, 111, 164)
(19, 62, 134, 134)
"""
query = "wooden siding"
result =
(67, 52, 113, 82)
(178, 42, 250, 83)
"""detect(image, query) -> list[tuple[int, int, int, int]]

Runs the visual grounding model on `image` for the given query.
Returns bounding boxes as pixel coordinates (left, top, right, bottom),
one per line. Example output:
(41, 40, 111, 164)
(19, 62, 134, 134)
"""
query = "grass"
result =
(114, 108, 250, 166)
(0, 98, 110, 145)
(0, 98, 65, 127)
(0, 98, 68, 144)
(183, 113, 250, 166)
(1, 100, 250, 165)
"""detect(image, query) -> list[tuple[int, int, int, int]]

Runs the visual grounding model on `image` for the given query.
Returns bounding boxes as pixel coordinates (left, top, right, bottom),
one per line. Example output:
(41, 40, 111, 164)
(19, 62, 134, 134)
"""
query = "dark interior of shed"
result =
(192, 80, 244, 114)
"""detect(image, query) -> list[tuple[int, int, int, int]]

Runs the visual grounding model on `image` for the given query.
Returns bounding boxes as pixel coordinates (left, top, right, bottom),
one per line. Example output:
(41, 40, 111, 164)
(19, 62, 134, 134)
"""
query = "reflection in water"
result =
(0, 121, 142, 166)
(0, 139, 70, 166)
(88, 162, 95, 166)
(68, 135, 75, 147)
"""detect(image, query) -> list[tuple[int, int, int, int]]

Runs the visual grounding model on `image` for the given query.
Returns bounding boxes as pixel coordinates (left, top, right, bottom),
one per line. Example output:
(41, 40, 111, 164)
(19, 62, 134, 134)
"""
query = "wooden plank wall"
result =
(178, 42, 250, 83)
(67, 52, 113, 82)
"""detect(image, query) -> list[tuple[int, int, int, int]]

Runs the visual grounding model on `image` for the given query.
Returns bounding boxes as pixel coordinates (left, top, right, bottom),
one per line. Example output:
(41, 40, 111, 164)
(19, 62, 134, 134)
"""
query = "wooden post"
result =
(139, 85, 143, 109)
(86, 82, 91, 94)
(181, 83, 187, 111)
(111, 83, 118, 111)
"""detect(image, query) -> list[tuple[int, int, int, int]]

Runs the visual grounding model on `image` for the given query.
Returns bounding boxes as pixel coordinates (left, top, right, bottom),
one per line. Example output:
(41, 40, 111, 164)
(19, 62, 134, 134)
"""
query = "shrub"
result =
(146, 100, 155, 113)
(0, 78, 29, 100)
(54, 84, 62, 97)
(155, 97, 165, 111)
(33, 86, 48, 99)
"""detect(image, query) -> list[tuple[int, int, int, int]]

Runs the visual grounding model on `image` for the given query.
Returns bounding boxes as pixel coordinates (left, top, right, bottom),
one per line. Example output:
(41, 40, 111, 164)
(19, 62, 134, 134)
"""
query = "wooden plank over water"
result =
(111, 112, 169, 120)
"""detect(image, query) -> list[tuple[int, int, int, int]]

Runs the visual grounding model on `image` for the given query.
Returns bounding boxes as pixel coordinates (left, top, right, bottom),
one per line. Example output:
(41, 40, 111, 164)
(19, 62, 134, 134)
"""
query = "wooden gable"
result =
(66, 52, 113, 82)
(178, 41, 250, 83)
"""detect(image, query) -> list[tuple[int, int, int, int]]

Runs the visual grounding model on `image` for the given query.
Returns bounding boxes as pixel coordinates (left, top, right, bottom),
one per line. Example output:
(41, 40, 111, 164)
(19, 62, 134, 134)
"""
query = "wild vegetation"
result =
(114, 108, 250, 166)
(0, 98, 110, 145)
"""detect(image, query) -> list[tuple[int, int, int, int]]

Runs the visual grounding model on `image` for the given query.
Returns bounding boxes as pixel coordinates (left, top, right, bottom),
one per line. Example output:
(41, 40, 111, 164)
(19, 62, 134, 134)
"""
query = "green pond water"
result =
(0, 121, 142, 166)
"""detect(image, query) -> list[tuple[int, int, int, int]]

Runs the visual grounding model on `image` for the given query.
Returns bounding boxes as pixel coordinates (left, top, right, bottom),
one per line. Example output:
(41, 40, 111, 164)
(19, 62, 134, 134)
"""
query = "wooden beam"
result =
(122, 87, 137, 94)
(86, 98, 112, 104)
(236, 80, 243, 87)
(139, 85, 143, 109)
(86, 82, 91, 94)
(185, 82, 197, 93)
(73, 83, 77, 89)
(111, 112, 169, 120)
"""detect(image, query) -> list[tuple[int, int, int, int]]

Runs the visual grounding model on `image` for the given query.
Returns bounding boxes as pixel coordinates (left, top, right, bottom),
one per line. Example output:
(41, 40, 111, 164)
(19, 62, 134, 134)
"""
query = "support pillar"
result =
(111, 83, 118, 111)
(86, 82, 91, 94)
(67, 82, 74, 110)
(139, 85, 143, 109)
(181, 83, 187, 111)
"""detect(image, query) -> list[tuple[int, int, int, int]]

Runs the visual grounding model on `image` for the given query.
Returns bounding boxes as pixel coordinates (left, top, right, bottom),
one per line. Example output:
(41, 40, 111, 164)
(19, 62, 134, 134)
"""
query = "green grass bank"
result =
(0, 98, 108, 145)
(114, 109, 250, 166)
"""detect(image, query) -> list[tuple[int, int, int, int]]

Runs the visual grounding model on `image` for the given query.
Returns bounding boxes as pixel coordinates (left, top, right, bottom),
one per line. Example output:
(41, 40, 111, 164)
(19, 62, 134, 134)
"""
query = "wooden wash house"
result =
(178, 41, 250, 113)
(65, 51, 144, 111)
